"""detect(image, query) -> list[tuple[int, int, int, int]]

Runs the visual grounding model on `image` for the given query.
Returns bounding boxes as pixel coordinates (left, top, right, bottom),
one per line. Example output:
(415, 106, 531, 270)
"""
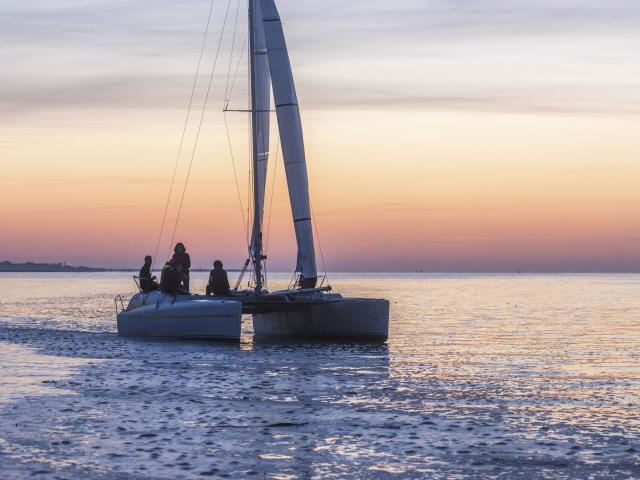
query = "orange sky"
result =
(1, 1, 639, 271)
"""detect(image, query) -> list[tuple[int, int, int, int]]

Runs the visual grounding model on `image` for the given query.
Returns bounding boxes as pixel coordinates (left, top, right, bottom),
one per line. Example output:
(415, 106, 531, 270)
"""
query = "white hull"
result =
(117, 291, 242, 341)
(252, 297, 389, 341)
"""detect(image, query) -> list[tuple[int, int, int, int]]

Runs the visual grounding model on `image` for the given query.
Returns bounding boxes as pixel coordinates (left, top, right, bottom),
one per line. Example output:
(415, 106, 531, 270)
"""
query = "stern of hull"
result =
(117, 293, 242, 341)
(252, 298, 389, 342)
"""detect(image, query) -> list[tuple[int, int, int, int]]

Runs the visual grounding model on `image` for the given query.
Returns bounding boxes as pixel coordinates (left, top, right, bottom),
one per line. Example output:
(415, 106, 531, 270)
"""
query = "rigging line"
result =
(227, 35, 247, 105)
(247, 163, 252, 246)
(246, 60, 252, 250)
(152, 0, 216, 270)
(169, 0, 234, 251)
(223, 111, 249, 244)
(264, 133, 280, 254)
(224, 0, 241, 104)
(288, 270, 298, 290)
(311, 202, 330, 284)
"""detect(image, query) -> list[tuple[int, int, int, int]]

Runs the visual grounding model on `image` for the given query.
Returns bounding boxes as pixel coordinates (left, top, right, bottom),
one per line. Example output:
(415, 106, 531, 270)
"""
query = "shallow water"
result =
(0, 272, 639, 478)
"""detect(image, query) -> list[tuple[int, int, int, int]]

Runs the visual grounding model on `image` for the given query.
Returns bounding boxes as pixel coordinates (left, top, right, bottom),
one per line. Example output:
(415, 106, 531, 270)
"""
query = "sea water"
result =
(0, 272, 638, 478)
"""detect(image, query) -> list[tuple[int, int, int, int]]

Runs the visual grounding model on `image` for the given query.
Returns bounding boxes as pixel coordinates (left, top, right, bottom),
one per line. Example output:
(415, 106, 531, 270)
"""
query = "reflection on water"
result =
(0, 343, 86, 404)
(0, 272, 639, 478)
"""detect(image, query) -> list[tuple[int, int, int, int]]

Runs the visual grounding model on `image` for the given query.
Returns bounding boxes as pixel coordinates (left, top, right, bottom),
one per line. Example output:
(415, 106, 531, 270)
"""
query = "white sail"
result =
(250, 0, 270, 248)
(259, 0, 317, 284)
(249, 0, 271, 289)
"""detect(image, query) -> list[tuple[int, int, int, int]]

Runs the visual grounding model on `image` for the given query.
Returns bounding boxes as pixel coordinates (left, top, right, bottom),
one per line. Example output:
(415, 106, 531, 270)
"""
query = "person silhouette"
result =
(139, 255, 158, 293)
(172, 242, 191, 292)
(206, 260, 230, 296)
(160, 259, 181, 295)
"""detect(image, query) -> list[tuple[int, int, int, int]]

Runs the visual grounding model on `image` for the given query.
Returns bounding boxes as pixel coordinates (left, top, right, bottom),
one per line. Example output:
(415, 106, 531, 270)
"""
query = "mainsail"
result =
(249, 0, 271, 290)
(259, 0, 318, 286)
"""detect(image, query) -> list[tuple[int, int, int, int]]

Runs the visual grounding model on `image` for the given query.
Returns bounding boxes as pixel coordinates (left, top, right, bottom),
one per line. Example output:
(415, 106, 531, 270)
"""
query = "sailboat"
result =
(117, 0, 389, 342)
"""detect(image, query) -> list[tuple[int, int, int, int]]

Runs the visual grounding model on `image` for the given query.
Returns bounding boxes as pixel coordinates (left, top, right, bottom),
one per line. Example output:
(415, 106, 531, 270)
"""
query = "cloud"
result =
(41, 205, 137, 213)
(0, 75, 187, 118)
(3, 74, 639, 120)
(299, 84, 640, 116)
(1, 0, 639, 118)
(0, 205, 137, 215)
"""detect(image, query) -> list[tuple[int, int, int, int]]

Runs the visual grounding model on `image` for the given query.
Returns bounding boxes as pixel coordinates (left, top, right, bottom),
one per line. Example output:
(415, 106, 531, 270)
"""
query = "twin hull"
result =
(117, 292, 389, 342)
(117, 292, 242, 341)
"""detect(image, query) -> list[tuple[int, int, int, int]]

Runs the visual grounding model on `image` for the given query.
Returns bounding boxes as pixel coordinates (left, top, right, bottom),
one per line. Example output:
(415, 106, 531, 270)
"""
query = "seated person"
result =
(160, 259, 182, 295)
(206, 260, 231, 296)
(139, 255, 159, 293)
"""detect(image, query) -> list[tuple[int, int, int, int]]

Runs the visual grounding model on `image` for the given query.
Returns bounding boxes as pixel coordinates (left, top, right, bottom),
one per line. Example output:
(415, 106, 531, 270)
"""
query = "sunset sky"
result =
(1, 0, 639, 272)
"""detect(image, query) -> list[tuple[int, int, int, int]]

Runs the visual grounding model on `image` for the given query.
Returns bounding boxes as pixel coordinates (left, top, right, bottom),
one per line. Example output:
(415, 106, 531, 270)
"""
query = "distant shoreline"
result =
(0, 261, 244, 273)
(2, 261, 638, 274)
(0, 261, 106, 273)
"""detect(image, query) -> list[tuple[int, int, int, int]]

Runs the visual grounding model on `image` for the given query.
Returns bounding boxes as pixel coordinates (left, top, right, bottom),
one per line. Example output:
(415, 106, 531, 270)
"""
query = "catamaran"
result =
(117, 0, 389, 342)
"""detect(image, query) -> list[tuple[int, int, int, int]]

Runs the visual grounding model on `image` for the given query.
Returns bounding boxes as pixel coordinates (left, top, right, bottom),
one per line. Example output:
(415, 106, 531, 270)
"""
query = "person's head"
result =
(174, 242, 186, 254)
(144, 255, 152, 266)
(213, 260, 223, 269)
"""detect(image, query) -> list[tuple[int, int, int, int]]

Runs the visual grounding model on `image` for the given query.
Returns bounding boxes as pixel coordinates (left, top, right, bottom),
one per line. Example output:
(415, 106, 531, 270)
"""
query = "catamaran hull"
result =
(252, 298, 389, 342)
(117, 292, 242, 341)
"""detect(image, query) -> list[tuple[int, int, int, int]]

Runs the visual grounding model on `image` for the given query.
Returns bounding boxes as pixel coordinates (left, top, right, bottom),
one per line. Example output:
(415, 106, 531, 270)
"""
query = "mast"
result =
(248, 0, 270, 292)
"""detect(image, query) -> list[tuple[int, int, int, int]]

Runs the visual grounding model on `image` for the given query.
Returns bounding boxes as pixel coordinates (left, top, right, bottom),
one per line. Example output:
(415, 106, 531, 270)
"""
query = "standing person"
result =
(138, 255, 158, 293)
(206, 260, 231, 296)
(172, 242, 191, 292)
